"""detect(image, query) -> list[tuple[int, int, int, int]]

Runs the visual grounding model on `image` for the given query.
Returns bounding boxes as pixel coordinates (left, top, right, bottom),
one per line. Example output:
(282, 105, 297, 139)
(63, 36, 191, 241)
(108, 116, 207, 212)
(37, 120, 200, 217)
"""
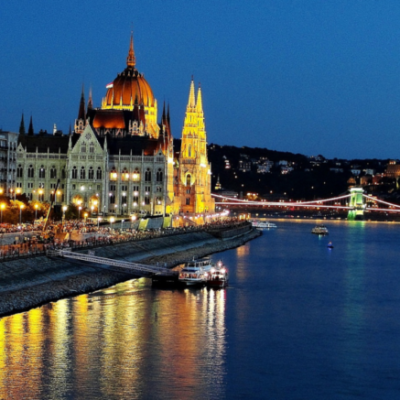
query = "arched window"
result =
(81, 144, 86, 153)
(39, 165, 45, 179)
(122, 167, 129, 181)
(50, 166, 57, 179)
(89, 142, 95, 153)
(186, 174, 191, 186)
(17, 164, 23, 178)
(28, 165, 34, 178)
(132, 168, 140, 181)
(156, 168, 163, 182)
(80, 166, 85, 179)
(88, 166, 94, 180)
(109, 168, 117, 181)
(145, 168, 151, 182)
(96, 167, 102, 180)
(72, 166, 77, 179)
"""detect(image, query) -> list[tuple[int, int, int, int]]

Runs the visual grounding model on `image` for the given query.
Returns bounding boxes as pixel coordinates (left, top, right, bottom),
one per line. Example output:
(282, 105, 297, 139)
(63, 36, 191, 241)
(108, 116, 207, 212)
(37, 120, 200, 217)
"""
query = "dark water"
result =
(1, 220, 400, 400)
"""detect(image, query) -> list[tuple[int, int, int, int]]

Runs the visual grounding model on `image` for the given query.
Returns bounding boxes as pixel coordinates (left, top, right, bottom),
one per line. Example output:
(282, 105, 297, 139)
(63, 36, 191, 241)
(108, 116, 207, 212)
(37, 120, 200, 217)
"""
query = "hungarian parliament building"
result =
(15, 35, 215, 220)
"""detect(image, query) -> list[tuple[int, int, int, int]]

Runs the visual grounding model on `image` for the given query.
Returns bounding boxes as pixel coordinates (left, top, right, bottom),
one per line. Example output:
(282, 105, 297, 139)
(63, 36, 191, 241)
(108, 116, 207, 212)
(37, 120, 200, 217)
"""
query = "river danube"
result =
(1, 220, 400, 399)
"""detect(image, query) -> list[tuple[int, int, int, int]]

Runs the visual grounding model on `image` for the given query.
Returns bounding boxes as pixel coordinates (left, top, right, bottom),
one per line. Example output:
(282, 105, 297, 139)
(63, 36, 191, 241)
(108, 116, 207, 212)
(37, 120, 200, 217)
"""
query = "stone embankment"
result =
(0, 225, 261, 318)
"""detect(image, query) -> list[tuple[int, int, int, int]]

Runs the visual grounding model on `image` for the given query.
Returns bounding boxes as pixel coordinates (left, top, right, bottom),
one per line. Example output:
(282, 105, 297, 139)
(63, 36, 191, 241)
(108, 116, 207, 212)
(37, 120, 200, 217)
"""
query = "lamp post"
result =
(34, 204, 38, 220)
(97, 216, 101, 228)
(62, 205, 67, 223)
(78, 206, 82, 219)
(91, 205, 94, 217)
(110, 216, 115, 230)
(0, 203, 5, 224)
(131, 215, 136, 228)
(121, 219, 124, 230)
(19, 204, 24, 225)
(84, 212, 88, 226)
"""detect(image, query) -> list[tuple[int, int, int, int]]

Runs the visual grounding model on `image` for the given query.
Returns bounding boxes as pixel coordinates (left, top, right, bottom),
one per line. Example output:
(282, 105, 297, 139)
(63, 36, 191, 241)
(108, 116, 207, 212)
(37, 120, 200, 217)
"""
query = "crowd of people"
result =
(0, 217, 248, 260)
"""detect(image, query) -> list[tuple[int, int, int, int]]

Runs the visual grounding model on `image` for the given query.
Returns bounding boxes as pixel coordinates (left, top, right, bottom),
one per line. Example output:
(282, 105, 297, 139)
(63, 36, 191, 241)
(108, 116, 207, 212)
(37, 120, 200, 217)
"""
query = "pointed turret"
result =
(196, 84, 203, 113)
(126, 33, 136, 68)
(87, 87, 93, 110)
(78, 85, 86, 120)
(28, 116, 34, 135)
(188, 77, 196, 109)
(19, 113, 25, 135)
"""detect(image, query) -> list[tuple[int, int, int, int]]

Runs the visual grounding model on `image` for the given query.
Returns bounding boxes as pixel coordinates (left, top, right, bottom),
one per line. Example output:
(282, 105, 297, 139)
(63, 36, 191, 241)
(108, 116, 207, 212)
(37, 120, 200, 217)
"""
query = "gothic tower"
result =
(174, 78, 215, 216)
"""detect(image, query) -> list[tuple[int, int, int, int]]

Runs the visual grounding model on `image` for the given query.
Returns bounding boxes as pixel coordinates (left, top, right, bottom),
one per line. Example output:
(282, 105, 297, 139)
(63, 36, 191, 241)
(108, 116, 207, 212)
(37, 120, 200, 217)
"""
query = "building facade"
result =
(0, 130, 18, 195)
(16, 35, 214, 220)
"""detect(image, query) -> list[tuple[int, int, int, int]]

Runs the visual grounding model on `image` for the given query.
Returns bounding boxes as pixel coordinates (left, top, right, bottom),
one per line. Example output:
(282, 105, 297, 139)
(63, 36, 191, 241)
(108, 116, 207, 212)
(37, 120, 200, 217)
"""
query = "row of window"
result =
(18, 165, 164, 182)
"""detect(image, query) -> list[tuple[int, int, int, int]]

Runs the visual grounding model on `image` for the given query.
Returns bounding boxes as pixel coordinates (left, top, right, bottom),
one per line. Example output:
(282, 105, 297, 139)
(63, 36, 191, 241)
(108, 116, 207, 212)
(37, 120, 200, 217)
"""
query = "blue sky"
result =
(1, 0, 400, 159)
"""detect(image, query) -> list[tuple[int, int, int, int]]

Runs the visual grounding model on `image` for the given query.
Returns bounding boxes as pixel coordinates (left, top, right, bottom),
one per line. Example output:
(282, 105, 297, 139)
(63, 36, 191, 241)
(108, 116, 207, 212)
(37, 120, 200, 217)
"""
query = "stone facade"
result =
(0, 130, 18, 195)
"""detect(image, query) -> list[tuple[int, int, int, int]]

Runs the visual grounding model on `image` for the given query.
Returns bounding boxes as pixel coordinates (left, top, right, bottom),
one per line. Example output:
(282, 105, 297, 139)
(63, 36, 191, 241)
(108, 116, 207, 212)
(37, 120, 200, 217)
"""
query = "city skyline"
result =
(2, 0, 400, 159)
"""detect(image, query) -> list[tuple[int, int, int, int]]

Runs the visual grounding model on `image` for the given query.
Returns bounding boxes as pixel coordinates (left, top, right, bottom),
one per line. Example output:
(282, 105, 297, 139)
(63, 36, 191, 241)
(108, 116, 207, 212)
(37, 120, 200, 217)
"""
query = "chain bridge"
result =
(213, 187, 400, 220)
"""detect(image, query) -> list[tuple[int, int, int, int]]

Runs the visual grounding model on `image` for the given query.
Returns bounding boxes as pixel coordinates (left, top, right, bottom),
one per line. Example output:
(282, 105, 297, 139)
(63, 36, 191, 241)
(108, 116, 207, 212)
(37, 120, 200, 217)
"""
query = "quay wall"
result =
(0, 226, 261, 318)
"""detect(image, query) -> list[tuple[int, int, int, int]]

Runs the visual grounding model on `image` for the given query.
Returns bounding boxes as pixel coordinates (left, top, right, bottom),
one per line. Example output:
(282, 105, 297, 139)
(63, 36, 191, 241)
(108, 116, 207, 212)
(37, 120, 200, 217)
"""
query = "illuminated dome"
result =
(101, 35, 155, 110)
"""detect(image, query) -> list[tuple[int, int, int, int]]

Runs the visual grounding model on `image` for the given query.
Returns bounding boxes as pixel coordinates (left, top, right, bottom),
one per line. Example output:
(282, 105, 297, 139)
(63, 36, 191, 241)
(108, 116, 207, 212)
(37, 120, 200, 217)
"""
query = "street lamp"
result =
(97, 216, 101, 228)
(56, 190, 61, 205)
(62, 205, 67, 223)
(19, 204, 24, 224)
(34, 204, 39, 220)
(131, 215, 136, 228)
(110, 216, 115, 229)
(121, 219, 124, 230)
(0, 188, 3, 195)
(78, 206, 82, 219)
(91, 205, 94, 216)
(84, 212, 88, 225)
(0, 203, 5, 224)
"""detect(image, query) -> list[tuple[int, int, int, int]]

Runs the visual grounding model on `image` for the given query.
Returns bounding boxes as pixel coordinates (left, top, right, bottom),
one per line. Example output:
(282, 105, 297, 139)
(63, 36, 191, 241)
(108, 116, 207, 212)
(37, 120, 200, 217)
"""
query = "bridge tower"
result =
(348, 187, 365, 220)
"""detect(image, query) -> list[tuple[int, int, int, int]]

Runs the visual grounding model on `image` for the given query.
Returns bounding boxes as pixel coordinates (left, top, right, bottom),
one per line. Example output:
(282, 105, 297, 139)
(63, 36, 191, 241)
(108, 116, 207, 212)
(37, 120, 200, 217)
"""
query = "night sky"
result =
(1, 0, 400, 159)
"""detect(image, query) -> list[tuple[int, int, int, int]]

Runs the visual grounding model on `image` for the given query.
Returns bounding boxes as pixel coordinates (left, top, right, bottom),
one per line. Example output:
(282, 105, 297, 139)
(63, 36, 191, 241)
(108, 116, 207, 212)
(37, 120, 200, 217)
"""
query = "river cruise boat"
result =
(207, 261, 229, 288)
(311, 225, 329, 235)
(178, 259, 213, 286)
(251, 220, 277, 229)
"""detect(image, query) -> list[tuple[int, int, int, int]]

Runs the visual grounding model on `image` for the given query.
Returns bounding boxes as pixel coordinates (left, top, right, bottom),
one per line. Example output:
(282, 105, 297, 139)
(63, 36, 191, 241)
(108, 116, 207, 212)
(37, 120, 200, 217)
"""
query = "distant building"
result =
(238, 159, 251, 172)
(0, 130, 18, 194)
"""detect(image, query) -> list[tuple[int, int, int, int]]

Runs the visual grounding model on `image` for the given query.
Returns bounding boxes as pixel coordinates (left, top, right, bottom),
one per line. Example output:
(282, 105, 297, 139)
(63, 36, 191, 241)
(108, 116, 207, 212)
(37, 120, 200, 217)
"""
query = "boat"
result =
(251, 220, 277, 229)
(207, 261, 229, 288)
(327, 242, 334, 249)
(311, 225, 329, 235)
(178, 258, 213, 286)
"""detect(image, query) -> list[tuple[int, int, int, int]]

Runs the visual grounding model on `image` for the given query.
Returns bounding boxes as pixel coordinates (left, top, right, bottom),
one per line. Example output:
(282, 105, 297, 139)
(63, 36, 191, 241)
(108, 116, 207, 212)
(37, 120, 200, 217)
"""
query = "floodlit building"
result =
(16, 34, 214, 220)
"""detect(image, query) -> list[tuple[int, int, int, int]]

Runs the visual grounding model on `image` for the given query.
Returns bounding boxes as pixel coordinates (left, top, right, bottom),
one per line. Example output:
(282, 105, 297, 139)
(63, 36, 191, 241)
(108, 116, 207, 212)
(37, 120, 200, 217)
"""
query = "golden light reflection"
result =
(0, 278, 228, 398)
(48, 300, 69, 399)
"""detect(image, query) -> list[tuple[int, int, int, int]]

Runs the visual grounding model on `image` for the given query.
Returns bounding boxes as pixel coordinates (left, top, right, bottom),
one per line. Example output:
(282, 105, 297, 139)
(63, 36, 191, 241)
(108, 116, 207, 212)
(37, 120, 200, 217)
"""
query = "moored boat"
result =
(251, 220, 277, 229)
(206, 261, 229, 288)
(311, 225, 329, 235)
(178, 258, 213, 286)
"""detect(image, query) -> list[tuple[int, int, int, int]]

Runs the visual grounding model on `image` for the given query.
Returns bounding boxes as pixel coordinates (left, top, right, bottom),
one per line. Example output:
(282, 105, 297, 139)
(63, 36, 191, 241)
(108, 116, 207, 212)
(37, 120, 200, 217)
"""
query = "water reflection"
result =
(0, 280, 227, 399)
